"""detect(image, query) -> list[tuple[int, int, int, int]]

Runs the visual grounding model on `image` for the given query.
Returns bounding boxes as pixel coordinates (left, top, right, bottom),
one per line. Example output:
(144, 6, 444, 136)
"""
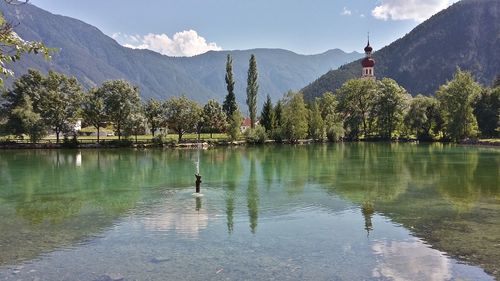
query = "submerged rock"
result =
(94, 273, 124, 281)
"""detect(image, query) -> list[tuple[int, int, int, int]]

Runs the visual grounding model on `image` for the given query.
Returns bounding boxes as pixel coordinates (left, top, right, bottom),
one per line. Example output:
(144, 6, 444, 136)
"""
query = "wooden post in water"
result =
(195, 134, 202, 193)
(195, 173, 202, 193)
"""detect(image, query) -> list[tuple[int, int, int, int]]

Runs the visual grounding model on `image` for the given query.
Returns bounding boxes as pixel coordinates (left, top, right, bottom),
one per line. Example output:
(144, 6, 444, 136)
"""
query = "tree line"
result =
(254, 69, 499, 143)
(1, 54, 499, 144)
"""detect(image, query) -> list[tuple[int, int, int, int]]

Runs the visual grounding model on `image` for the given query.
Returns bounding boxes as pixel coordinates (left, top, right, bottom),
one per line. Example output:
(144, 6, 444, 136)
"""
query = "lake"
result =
(0, 143, 499, 280)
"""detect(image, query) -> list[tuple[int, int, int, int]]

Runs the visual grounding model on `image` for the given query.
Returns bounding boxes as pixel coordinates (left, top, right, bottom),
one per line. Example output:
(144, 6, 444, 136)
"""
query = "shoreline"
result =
(1, 138, 499, 150)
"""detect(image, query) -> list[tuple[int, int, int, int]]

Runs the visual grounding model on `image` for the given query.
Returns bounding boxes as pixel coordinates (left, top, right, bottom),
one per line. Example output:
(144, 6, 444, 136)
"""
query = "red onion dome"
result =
(362, 57, 375, 67)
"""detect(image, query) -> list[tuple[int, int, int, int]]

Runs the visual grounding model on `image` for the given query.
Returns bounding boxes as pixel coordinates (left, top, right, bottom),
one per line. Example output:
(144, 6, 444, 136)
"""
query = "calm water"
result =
(0, 144, 499, 281)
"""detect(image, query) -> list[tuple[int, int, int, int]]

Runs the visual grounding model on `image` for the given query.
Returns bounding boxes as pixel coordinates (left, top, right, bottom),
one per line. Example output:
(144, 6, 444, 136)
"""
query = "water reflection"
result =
(143, 193, 209, 239)
(0, 144, 499, 279)
(247, 156, 259, 234)
(372, 238, 453, 281)
(362, 201, 375, 236)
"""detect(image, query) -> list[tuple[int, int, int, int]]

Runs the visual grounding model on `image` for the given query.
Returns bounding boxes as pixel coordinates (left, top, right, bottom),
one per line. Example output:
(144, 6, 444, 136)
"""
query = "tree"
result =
(228, 110, 243, 141)
(39, 71, 82, 143)
(436, 69, 481, 141)
(144, 98, 164, 137)
(223, 54, 238, 118)
(2, 69, 44, 107)
(0, 6, 50, 87)
(474, 87, 500, 137)
(308, 99, 324, 140)
(124, 110, 146, 143)
(260, 94, 275, 133)
(374, 78, 410, 139)
(282, 91, 308, 142)
(320, 92, 344, 142)
(164, 96, 202, 141)
(337, 78, 378, 140)
(7, 94, 45, 142)
(274, 100, 283, 128)
(82, 88, 106, 142)
(202, 99, 227, 138)
(100, 80, 141, 140)
(246, 54, 258, 129)
(404, 95, 441, 140)
(2, 70, 45, 139)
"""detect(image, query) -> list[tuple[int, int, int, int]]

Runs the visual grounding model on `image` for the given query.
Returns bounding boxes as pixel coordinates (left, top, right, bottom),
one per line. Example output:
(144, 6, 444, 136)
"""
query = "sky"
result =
(29, 0, 459, 57)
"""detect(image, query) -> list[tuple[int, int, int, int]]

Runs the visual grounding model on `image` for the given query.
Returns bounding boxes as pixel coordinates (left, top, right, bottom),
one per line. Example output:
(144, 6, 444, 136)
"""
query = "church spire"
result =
(361, 35, 375, 80)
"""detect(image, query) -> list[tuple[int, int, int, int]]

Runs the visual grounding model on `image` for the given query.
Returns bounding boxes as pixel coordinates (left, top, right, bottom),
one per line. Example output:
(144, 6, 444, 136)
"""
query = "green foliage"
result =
(164, 96, 202, 141)
(302, 0, 500, 101)
(228, 110, 243, 141)
(308, 99, 324, 140)
(436, 69, 482, 141)
(2, 69, 45, 140)
(404, 95, 441, 140)
(337, 78, 378, 140)
(246, 54, 258, 128)
(244, 125, 268, 144)
(62, 135, 79, 148)
(374, 78, 410, 139)
(2, 69, 82, 143)
(124, 111, 146, 142)
(223, 54, 238, 118)
(8, 95, 45, 142)
(260, 94, 275, 133)
(320, 92, 344, 142)
(100, 80, 141, 140)
(82, 88, 106, 141)
(39, 71, 83, 143)
(202, 99, 227, 138)
(274, 100, 283, 128)
(144, 98, 165, 137)
(0, 13, 51, 87)
(281, 91, 308, 142)
(474, 87, 500, 137)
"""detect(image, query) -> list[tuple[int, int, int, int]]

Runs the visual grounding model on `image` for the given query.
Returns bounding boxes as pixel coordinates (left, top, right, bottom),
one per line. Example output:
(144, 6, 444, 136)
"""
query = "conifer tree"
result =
(223, 54, 238, 118)
(260, 95, 275, 132)
(246, 54, 258, 129)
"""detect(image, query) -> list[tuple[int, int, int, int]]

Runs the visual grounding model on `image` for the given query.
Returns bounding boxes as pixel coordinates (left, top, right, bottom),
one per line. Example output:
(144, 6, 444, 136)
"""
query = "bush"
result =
(152, 134, 166, 145)
(152, 135, 178, 146)
(326, 123, 344, 142)
(244, 125, 268, 144)
(107, 139, 133, 147)
(270, 127, 285, 143)
(62, 135, 79, 148)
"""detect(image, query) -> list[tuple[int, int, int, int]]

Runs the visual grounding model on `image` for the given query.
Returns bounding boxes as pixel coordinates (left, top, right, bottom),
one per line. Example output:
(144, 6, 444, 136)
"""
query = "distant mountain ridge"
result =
(0, 1, 362, 106)
(301, 0, 500, 100)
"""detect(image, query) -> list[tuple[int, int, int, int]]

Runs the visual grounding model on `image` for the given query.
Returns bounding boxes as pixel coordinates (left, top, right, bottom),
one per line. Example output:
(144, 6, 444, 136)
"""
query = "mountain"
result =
(0, 1, 362, 106)
(301, 0, 500, 100)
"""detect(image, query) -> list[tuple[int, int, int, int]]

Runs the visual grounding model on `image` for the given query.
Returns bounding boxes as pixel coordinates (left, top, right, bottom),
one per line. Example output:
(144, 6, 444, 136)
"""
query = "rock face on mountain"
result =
(302, 0, 500, 100)
(0, 1, 361, 105)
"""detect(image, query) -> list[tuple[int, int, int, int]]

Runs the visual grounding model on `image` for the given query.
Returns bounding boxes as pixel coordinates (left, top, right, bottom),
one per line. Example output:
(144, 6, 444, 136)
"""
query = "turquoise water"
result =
(0, 144, 499, 280)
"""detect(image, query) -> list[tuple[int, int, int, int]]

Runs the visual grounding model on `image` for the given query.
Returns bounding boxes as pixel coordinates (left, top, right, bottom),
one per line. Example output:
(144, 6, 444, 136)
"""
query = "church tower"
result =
(361, 36, 375, 80)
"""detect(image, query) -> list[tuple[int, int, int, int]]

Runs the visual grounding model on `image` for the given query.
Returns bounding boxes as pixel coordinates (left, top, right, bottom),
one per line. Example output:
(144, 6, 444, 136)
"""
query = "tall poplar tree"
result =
(223, 54, 237, 118)
(246, 54, 258, 129)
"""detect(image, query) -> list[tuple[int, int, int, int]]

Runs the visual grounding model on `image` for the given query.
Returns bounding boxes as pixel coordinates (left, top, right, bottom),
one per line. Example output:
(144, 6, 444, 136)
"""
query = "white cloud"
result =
(341, 7, 352, 16)
(112, 30, 222, 57)
(372, 0, 458, 22)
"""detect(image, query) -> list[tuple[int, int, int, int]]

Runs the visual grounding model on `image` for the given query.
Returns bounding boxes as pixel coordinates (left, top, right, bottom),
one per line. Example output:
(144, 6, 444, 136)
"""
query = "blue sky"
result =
(29, 0, 458, 56)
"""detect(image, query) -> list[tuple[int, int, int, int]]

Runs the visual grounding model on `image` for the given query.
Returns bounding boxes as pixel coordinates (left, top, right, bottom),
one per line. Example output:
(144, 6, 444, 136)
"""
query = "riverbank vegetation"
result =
(1, 56, 499, 147)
